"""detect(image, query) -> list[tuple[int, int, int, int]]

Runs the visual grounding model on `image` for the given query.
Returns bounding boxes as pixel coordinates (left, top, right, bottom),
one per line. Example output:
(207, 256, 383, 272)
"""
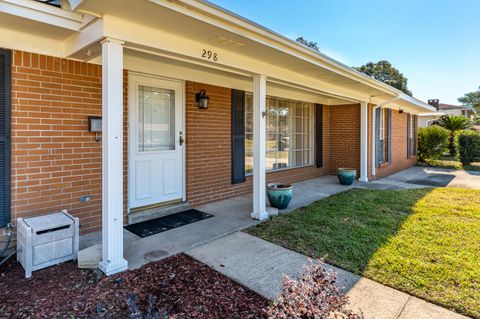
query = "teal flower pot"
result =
(337, 168, 356, 186)
(267, 183, 293, 210)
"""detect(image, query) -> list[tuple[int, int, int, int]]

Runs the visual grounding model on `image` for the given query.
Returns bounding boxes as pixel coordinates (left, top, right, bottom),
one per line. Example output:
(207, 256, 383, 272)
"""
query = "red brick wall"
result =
(185, 81, 328, 206)
(10, 51, 128, 234)
(7, 51, 417, 233)
(371, 108, 417, 179)
(327, 104, 361, 175)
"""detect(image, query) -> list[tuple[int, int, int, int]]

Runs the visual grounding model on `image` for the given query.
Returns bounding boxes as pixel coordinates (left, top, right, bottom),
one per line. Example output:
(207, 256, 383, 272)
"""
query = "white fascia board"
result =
(150, 0, 403, 97)
(102, 15, 371, 102)
(419, 112, 445, 117)
(0, 0, 86, 31)
(399, 93, 437, 112)
(151, 0, 437, 112)
(64, 17, 104, 57)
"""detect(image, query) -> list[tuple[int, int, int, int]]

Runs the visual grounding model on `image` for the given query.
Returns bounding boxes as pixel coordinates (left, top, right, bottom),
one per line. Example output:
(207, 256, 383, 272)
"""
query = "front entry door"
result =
(129, 74, 184, 209)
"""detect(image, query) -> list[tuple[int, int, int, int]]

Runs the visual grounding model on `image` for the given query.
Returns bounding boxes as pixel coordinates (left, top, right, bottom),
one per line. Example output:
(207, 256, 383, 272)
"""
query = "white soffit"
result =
(69, 0, 434, 112)
(0, 0, 95, 31)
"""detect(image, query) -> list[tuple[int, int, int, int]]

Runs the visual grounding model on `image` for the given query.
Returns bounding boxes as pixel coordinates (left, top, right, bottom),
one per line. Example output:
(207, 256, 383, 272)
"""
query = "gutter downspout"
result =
(371, 95, 401, 177)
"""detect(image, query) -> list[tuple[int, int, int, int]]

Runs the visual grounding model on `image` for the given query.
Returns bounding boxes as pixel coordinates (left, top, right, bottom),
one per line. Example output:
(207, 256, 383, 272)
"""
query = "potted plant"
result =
(267, 183, 293, 210)
(337, 168, 356, 186)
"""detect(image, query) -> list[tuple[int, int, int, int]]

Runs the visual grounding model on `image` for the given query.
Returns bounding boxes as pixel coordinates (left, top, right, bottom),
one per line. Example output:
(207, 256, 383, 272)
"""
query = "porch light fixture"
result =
(399, 108, 404, 113)
(88, 116, 102, 142)
(195, 89, 209, 109)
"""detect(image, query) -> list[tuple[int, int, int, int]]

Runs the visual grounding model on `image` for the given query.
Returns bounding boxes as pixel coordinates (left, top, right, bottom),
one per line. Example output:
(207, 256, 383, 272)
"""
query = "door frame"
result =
(127, 71, 186, 210)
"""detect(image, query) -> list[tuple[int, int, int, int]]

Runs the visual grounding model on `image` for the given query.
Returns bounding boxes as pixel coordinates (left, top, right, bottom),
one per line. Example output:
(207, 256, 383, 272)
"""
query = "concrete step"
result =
(128, 202, 190, 225)
(78, 243, 101, 269)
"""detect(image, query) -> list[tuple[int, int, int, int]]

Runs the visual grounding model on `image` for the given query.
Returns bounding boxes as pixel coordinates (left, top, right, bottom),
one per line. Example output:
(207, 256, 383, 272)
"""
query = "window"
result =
(409, 114, 414, 156)
(378, 108, 386, 163)
(409, 115, 413, 139)
(245, 95, 314, 174)
(379, 108, 385, 140)
(137, 85, 175, 152)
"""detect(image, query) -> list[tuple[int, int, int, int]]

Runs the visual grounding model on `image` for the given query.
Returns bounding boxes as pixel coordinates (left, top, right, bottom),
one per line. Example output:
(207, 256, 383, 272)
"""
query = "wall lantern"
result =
(88, 116, 102, 142)
(195, 89, 209, 109)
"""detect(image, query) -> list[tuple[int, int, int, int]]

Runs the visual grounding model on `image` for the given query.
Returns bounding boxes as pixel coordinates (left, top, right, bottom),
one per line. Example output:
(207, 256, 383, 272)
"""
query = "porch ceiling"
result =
(73, 0, 388, 101)
(120, 48, 353, 105)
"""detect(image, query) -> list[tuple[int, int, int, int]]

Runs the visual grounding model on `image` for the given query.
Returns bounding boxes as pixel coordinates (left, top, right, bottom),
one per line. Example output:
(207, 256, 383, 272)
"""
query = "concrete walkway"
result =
(81, 175, 420, 269)
(80, 176, 372, 269)
(187, 232, 468, 319)
(386, 166, 480, 189)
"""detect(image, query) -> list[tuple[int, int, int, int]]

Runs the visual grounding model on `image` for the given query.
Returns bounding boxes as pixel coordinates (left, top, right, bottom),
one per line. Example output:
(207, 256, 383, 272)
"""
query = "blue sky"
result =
(211, 0, 480, 105)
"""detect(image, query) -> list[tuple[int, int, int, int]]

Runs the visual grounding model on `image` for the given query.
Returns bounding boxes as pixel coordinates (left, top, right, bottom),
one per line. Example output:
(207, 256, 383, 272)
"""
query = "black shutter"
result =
(375, 108, 381, 167)
(407, 114, 411, 159)
(413, 115, 418, 155)
(315, 104, 323, 167)
(0, 49, 11, 228)
(231, 89, 246, 184)
(387, 109, 392, 163)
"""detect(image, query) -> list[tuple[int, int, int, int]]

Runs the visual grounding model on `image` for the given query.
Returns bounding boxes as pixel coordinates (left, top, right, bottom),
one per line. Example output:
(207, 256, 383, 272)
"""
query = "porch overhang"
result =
(67, 0, 434, 113)
(0, 0, 436, 112)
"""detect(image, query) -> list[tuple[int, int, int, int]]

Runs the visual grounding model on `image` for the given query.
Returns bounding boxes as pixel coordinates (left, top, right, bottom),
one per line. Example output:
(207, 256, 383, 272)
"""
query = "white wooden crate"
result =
(17, 210, 79, 278)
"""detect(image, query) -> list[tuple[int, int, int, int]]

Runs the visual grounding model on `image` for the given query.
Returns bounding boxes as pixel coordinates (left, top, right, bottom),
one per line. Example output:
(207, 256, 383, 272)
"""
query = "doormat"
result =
(124, 209, 213, 238)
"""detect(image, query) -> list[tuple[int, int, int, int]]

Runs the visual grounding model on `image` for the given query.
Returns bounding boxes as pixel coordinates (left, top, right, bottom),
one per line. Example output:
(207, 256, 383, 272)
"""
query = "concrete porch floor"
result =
(80, 175, 415, 270)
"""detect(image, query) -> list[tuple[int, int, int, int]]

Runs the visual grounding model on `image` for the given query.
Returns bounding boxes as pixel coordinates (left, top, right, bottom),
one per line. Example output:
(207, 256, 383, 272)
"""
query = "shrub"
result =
(437, 114, 472, 156)
(458, 131, 480, 165)
(417, 126, 449, 162)
(265, 259, 362, 319)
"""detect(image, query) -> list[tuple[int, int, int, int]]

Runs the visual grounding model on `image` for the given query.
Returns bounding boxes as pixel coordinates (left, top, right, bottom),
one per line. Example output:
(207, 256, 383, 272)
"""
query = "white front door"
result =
(129, 74, 184, 209)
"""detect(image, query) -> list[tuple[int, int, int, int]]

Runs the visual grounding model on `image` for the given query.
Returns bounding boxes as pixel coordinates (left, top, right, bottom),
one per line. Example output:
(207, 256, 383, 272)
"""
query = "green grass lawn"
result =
(418, 155, 480, 171)
(247, 188, 480, 317)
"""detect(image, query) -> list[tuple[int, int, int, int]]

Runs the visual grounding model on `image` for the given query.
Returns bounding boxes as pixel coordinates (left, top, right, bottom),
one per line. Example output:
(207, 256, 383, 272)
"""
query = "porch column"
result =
(251, 74, 268, 220)
(359, 101, 369, 182)
(99, 38, 128, 275)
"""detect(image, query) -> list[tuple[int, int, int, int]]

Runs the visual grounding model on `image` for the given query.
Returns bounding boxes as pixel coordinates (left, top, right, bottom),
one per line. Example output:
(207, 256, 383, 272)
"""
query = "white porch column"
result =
(251, 74, 268, 220)
(359, 101, 369, 182)
(99, 38, 128, 275)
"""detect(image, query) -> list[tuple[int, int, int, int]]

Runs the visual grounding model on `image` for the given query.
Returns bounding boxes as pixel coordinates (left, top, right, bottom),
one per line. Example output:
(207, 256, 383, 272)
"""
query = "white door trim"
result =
(127, 72, 186, 210)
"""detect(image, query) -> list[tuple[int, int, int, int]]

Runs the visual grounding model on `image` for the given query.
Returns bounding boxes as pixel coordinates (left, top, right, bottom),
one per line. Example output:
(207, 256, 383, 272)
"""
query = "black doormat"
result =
(125, 209, 213, 238)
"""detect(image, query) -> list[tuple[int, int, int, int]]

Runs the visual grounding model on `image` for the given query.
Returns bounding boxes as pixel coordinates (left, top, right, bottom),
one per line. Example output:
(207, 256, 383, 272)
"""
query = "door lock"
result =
(179, 134, 184, 146)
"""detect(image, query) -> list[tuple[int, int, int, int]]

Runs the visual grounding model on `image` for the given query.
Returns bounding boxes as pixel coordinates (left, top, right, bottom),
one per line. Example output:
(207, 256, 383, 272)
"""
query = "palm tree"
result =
(437, 114, 472, 156)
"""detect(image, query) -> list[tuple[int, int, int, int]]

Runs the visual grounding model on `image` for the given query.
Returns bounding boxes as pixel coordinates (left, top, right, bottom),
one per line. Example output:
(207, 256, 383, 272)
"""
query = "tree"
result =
(437, 114, 472, 156)
(354, 60, 412, 96)
(458, 87, 480, 124)
(296, 37, 320, 52)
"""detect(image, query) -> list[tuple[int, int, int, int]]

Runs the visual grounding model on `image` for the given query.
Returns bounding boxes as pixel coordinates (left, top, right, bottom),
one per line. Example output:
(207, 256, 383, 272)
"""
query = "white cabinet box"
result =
(17, 210, 79, 278)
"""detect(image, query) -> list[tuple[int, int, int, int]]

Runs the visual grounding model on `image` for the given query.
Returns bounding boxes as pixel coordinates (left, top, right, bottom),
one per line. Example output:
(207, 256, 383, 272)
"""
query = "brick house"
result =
(0, 0, 435, 275)
(418, 99, 477, 127)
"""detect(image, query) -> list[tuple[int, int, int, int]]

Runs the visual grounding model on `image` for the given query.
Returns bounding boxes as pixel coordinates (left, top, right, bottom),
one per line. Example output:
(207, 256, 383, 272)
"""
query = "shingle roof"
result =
(438, 103, 469, 111)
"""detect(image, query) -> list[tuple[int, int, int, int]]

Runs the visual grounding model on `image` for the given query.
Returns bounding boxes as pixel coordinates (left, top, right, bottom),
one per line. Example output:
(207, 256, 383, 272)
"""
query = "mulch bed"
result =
(0, 254, 269, 318)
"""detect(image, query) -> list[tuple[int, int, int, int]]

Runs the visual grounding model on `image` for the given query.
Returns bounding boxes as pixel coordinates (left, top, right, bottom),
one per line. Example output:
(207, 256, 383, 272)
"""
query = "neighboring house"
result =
(419, 99, 477, 127)
(0, 0, 435, 274)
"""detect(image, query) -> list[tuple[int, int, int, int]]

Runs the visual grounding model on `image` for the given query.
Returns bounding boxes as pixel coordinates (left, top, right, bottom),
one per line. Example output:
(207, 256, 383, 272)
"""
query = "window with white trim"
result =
(378, 108, 386, 163)
(409, 115, 413, 139)
(245, 95, 314, 174)
(379, 108, 385, 141)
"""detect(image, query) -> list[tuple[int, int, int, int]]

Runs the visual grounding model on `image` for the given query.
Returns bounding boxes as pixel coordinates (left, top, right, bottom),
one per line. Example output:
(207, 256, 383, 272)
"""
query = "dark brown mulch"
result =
(0, 254, 269, 319)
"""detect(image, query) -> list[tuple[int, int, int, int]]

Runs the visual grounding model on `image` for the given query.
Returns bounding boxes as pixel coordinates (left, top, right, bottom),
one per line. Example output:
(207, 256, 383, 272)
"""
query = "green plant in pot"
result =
(337, 168, 356, 186)
(267, 183, 293, 210)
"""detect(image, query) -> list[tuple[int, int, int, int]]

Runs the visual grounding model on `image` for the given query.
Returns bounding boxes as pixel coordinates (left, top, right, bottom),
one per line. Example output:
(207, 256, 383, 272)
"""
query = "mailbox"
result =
(17, 210, 79, 278)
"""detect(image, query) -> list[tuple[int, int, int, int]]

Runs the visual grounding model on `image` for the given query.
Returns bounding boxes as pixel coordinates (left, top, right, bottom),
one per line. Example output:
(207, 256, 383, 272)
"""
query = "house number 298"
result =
(202, 49, 218, 61)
